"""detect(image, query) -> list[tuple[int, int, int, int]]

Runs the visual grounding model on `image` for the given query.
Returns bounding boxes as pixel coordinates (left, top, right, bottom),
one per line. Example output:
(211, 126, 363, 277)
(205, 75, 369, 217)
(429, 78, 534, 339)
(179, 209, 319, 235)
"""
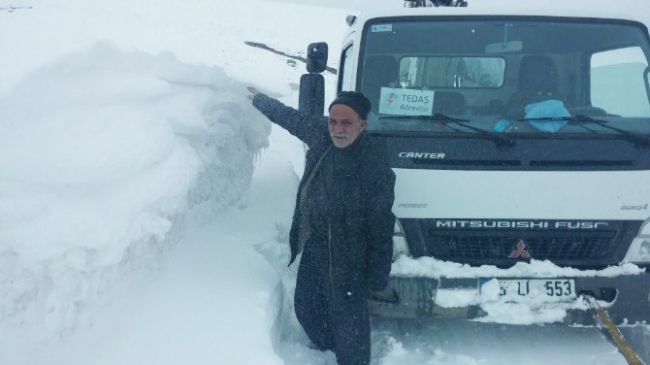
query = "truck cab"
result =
(301, 2, 650, 324)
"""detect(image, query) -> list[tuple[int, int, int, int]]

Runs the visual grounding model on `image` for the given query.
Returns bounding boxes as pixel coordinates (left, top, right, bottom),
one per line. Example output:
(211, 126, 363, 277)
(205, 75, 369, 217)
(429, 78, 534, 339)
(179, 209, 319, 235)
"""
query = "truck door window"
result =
(591, 46, 650, 117)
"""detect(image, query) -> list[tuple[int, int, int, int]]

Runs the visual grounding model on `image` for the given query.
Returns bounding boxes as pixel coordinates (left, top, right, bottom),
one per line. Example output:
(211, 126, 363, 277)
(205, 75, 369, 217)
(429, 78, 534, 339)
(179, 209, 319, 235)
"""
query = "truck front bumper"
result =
(369, 272, 650, 325)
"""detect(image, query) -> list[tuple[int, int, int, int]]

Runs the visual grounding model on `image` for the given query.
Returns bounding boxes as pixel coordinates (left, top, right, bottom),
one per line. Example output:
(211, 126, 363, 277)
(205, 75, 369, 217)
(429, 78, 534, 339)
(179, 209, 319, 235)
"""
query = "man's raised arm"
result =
(248, 86, 326, 148)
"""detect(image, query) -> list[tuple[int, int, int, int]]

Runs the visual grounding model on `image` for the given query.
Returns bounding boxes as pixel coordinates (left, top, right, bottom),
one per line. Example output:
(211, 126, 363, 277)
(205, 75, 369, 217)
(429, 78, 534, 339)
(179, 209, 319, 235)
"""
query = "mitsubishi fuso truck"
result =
(298, 0, 650, 325)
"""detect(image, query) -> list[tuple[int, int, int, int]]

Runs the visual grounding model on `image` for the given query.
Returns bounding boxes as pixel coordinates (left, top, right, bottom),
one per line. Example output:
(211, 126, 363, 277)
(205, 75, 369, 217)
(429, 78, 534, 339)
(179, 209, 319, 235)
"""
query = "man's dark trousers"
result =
(294, 236, 371, 365)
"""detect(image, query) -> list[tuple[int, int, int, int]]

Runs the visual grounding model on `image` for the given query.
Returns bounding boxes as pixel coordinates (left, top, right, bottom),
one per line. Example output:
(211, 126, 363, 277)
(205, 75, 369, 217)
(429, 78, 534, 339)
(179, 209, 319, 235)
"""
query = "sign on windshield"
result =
(378, 87, 435, 116)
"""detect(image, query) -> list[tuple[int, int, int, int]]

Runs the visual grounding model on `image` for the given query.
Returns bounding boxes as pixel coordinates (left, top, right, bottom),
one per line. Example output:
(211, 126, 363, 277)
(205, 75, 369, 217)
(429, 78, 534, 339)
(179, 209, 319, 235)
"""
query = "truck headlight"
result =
(393, 219, 411, 260)
(624, 219, 650, 263)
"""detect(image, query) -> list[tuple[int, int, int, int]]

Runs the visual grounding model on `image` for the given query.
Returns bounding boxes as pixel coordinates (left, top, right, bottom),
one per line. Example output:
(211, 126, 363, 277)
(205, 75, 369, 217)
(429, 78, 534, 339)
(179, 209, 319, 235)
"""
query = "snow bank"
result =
(0, 42, 270, 352)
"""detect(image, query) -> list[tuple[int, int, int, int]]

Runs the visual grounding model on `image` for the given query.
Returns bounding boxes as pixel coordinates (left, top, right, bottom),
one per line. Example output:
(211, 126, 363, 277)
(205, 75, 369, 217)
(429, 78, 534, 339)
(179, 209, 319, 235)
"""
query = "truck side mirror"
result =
(300, 42, 328, 116)
(299, 74, 325, 116)
(306, 42, 328, 74)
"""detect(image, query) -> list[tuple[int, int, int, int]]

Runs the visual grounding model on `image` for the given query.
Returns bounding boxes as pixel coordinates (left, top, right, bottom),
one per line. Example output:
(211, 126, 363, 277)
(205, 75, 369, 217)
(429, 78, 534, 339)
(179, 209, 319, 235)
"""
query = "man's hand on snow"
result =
(247, 86, 260, 100)
(369, 288, 398, 303)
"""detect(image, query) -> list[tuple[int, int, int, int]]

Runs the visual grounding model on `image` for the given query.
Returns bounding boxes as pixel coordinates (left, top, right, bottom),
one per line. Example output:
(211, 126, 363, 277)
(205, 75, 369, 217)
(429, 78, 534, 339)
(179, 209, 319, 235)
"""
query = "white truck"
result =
(299, 0, 650, 325)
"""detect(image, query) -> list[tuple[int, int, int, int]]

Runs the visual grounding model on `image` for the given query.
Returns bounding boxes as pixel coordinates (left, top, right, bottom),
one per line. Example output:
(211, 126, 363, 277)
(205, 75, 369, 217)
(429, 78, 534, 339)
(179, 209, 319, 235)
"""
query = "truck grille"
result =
(401, 219, 641, 268)
(427, 233, 614, 263)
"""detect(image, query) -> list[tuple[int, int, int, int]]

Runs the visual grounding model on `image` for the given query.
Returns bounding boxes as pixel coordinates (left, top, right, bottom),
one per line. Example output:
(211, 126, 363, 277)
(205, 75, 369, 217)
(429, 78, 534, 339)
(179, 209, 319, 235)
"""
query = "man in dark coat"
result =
(248, 87, 396, 365)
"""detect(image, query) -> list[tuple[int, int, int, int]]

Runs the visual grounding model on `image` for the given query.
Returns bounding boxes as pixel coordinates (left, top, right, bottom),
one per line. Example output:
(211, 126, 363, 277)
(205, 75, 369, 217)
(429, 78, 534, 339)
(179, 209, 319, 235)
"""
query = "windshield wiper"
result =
(380, 113, 515, 148)
(520, 114, 650, 147)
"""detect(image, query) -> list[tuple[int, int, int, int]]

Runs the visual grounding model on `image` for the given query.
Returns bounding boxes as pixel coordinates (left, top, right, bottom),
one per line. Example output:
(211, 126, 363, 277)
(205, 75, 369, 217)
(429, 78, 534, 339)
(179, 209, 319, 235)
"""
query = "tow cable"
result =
(585, 296, 645, 365)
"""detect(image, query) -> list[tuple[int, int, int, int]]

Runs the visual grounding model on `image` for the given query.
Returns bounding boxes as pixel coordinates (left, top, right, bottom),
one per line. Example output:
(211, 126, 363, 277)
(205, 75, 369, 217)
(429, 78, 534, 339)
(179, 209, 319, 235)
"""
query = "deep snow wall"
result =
(0, 43, 271, 357)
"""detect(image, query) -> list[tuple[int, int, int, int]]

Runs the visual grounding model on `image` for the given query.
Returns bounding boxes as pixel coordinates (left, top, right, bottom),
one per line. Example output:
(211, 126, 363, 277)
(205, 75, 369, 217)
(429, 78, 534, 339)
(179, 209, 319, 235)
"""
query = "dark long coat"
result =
(252, 93, 395, 293)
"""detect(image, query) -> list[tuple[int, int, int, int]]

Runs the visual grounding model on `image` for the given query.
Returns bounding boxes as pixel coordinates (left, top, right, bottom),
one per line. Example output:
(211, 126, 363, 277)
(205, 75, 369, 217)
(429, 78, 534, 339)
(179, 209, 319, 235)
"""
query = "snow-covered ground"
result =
(2, 0, 650, 364)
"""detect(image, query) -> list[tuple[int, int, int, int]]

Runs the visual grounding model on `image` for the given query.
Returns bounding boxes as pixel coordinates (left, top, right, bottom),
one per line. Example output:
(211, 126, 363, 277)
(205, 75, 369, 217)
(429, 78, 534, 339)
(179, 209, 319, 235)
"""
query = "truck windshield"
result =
(359, 18, 650, 136)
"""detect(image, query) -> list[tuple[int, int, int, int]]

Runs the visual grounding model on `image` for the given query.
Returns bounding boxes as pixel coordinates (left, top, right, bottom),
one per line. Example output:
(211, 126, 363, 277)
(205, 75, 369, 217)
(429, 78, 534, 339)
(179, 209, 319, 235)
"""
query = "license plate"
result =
(483, 279, 577, 301)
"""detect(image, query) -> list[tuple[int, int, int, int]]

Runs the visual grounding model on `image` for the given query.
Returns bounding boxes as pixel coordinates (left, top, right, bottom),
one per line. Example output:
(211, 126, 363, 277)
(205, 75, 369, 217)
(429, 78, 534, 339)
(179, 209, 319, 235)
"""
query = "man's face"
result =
(328, 104, 367, 149)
